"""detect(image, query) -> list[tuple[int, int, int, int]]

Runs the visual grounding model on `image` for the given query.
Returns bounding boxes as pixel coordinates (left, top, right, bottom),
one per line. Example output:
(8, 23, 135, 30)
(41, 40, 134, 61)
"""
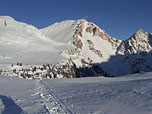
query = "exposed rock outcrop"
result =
(86, 23, 121, 49)
(87, 40, 103, 58)
(72, 20, 86, 49)
(73, 37, 83, 49)
(86, 24, 111, 40)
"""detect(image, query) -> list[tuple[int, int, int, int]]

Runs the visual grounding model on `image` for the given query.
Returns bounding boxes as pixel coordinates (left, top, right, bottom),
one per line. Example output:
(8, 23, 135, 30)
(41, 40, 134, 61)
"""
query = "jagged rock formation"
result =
(117, 29, 152, 55)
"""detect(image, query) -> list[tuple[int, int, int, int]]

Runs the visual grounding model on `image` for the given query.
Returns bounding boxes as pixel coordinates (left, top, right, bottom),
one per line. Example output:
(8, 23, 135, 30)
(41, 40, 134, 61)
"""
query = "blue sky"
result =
(0, 0, 152, 40)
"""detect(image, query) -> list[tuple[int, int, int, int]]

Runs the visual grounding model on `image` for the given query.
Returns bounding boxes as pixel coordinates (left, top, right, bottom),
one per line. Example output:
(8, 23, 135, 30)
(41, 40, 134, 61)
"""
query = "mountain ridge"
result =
(0, 16, 152, 79)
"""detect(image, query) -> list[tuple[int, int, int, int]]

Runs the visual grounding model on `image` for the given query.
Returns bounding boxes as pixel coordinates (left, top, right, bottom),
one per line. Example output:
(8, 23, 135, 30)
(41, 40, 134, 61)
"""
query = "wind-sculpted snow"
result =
(0, 73, 152, 113)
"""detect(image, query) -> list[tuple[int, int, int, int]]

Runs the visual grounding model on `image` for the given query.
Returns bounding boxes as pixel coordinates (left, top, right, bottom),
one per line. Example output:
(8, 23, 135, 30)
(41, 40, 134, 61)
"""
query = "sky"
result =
(0, 0, 152, 40)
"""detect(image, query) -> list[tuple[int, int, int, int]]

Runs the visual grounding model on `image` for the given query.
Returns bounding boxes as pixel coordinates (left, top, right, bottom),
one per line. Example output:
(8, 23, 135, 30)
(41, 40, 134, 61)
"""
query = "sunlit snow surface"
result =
(0, 72, 152, 114)
(0, 16, 72, 66)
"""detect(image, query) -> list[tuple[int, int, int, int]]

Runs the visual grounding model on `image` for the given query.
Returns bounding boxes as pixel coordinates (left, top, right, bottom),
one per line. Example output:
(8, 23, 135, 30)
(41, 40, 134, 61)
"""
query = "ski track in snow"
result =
(1, 73, 152, 114)
(34, 80, 72, 114)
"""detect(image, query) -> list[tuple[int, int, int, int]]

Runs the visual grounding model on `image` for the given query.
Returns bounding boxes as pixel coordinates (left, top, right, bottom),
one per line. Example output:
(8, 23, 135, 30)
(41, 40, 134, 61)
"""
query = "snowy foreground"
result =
(0, 73, 152, 114)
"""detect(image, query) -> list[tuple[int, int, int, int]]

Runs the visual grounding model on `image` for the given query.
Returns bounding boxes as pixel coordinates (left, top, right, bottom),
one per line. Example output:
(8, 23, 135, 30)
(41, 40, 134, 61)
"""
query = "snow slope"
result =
(0, 16, 71, 65)
(0, 72, 152, 114)
(40, 20, 79, 44)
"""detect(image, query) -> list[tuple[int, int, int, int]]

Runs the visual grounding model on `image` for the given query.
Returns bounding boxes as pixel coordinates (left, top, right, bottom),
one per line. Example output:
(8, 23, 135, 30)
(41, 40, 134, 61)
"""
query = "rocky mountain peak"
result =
(136, 29, 145, 33)
(131, 29, 149, 41)
(72, 20, 122, 50)
(117, 29, 152, 55)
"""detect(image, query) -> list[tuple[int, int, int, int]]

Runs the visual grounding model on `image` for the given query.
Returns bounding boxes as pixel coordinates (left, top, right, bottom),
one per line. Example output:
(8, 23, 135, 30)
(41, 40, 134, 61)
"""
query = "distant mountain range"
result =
(0, 16, 152, 79)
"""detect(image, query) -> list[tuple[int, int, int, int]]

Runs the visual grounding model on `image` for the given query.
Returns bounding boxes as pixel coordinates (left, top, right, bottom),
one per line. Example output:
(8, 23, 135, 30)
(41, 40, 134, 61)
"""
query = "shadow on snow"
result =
(76, 51, 152, 77)
(0, 95, 26, 114)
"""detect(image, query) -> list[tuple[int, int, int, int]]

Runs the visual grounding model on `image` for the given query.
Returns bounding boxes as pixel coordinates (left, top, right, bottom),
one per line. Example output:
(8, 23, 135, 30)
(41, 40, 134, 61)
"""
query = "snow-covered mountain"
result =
(41, 19, 152, 77)
(0, 16, 152, 79)
(1, 16, 152, 114)
(41, 19, 121, 67)
(0, 16, 69, 65)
